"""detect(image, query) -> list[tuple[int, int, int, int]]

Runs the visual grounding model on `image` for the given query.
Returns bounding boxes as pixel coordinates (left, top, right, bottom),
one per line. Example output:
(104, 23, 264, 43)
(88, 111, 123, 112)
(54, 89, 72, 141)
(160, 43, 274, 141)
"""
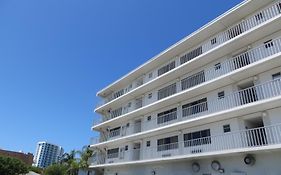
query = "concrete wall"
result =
(104, 151, 281, 175)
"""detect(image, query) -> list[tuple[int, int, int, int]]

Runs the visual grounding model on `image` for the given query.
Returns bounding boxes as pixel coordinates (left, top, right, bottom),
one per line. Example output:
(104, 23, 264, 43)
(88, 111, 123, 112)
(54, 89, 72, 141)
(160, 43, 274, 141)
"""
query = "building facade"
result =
(0, 149, 33, 166)
(33, 141, 64, 168)
(90, 0, 281, 174)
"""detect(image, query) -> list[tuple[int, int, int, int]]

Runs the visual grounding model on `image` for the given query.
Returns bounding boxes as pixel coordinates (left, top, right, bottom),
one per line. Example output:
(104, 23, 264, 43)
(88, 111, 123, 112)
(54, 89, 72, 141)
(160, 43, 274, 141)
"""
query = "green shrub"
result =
(0, 156, 29, 175)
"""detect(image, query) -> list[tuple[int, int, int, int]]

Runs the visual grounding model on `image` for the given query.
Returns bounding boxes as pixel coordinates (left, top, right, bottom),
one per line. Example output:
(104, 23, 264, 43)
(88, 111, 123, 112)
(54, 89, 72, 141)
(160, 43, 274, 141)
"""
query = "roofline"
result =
(37, 141, 63, 148)
(96, 0, 251, 97)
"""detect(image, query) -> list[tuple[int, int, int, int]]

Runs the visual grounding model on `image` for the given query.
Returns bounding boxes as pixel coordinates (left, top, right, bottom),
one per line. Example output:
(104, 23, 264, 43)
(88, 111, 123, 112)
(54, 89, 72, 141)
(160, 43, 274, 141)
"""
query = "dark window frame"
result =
(184, 129, 211, 147)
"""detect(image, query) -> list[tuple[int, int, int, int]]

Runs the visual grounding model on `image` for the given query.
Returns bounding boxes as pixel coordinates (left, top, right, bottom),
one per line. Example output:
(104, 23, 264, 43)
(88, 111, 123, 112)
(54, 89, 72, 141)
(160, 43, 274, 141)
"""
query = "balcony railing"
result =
(92, 76, 281, 145)
(90, 124, 281, 166)
(107, 152, 119, 159)
(109, 128, 121, 138)
(147, 78, 281, 138)
(95, 1, 281, 109)
(157, 111, 177, 125)
(93, 34, 281, 127)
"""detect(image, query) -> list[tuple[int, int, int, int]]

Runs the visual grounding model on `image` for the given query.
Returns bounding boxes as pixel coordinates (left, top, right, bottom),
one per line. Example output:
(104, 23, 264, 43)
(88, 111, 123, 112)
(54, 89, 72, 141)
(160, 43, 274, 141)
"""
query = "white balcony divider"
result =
(135, 98, 143, 110)
(95, 1, 281, 109)
(91, 124, 281, 165)
(132, 149, 141, 161)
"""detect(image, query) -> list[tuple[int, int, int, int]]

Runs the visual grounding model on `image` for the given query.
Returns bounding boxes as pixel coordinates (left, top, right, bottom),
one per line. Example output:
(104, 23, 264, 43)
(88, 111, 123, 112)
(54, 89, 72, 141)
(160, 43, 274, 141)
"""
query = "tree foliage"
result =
(44, 164, 67, 175)
(28, 166, 43, 174)
(0, 156, 29, 175)
(44, 146, 94, 175)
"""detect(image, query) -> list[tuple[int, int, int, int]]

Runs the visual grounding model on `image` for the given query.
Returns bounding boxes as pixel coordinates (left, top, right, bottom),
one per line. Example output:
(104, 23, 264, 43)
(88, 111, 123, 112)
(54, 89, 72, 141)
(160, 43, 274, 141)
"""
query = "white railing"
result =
(110, 107, 123, 119)
(181, 71, 205, 91)
(158, 83, 177, 100)
(182, 101, 208, 118)
(94, 35, 281, 126)
(92, 78, 281, 145)
(91, 124, 281, 165)
(157, 111, 177, 125)
(109, 128, 121, 138)
(201, 1, 281, 54)
(107, 152, 119, 159)
(95, 1, 281, 109)
(157, 142, 179, 152)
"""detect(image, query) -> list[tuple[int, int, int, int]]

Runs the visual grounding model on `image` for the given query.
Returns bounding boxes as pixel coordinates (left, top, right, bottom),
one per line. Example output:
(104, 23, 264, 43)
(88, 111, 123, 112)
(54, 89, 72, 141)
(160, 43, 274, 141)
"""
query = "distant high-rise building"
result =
(33, 141, 64, 168)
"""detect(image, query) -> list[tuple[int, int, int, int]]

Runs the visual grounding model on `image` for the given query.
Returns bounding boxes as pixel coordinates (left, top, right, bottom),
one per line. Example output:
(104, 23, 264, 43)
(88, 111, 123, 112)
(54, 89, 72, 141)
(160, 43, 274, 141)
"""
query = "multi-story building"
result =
(33, 141, 64, 168)
(0, 149, 34, 166)
(90, 0, 281, 174)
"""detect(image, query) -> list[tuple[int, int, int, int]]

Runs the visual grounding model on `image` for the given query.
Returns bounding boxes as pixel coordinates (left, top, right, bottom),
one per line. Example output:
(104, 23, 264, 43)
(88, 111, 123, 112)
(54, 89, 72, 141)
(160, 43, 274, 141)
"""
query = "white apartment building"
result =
(90, 0, 281, 174)
(33, 141, 64, 168)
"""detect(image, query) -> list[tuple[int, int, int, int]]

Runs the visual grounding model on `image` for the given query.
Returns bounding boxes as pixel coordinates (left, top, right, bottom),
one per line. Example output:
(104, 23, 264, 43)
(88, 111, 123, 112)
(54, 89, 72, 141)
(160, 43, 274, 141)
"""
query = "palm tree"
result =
(77, 146, 93, 175)
(59, 149, 80, 175)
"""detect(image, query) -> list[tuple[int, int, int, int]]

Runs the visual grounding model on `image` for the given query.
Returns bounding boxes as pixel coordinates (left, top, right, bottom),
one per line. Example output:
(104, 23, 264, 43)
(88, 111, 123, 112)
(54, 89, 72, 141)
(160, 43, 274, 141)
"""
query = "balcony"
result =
(95, 0, 281, 111)
(144, 78, 281, 130)
(91, 77, 281, 145)
(93, 34, 281, 127)
(90, 124, 281, 166)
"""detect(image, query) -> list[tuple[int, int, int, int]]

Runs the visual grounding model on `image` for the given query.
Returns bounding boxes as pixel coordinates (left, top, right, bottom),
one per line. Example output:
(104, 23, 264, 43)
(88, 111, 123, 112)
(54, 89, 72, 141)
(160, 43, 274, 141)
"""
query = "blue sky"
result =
(0, 0, 242, 154)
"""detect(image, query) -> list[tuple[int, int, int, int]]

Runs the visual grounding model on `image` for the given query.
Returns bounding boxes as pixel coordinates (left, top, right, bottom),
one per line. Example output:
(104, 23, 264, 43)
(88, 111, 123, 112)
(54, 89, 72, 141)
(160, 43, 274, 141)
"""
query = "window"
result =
(157, 136, 178, 151)
(180, 46, 203, 64)
(218, 91, 225, 99)
(184, 129, 211, 147)
(148, 72, 153, 78)
(148, 93, 152, 99)
(181, 71, 205, 90)
(158, 83, 177, 100)
(107, 148, 119, 159)
(157, 108, 177, 124)
(182, 98, 208, 117)
(214, 63, 221, 70)
(109, 127, 121, 137)
(211, 38, 217, 45)
(146, 141, 151, 147)
(223, 124, 231, 133)
(272, 72, 281, 80)
(125, 145, 128, 151)
(128, 102, 131, 107)
(158, 61, 175, 76)
(255, 12, 263, 21)
(126, 123, 130, 127)
(264, 39, 273, 49)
